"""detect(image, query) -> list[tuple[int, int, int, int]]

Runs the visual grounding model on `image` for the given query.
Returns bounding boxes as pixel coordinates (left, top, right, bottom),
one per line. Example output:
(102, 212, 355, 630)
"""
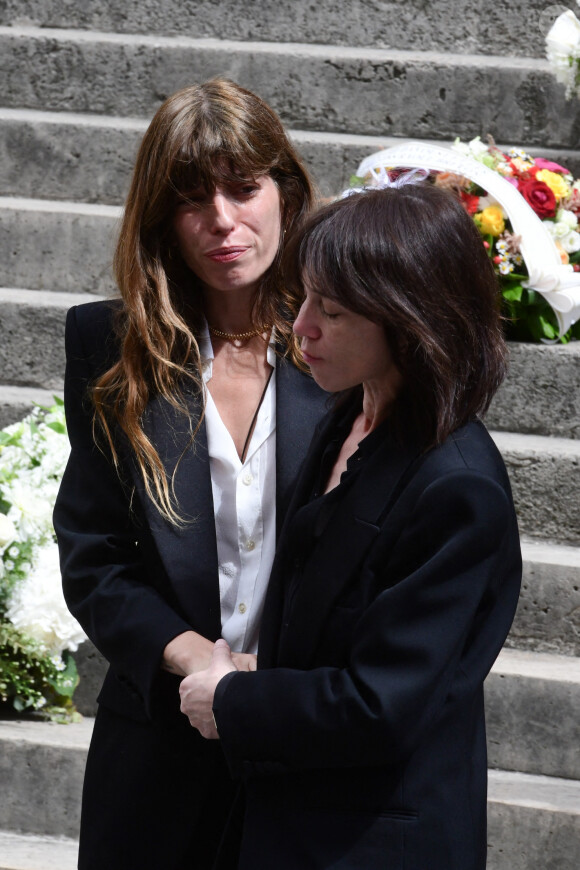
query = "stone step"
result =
(486, 342, 580, 441)
(487, 769, 580, 870)
(2, 108, 580, 205)
(0, 718, 92, 839)
(0, 720, 577, 868)
(490, 431, 580, 546)
(0, 288, 104, 389)
(0, 385, 63, 428)
(486, 648, 580, 780)
(0, 0, 560, 59)
(0, 831, 77, 870)
(0, 197, 120, 294)
(0, 774, 577, 870)
(511, 540, 580, 657)
(0, 27, 578, 148)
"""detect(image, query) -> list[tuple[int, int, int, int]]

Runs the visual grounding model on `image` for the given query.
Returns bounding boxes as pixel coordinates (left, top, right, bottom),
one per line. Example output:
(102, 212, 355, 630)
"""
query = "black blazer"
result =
(53, 299, 328, 725)
(213, 408, 522, 870)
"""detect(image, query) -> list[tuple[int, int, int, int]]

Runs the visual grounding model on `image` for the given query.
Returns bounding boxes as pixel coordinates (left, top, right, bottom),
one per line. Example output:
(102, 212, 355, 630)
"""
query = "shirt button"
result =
(245, 540, 256, 551)
(242, 473, 253, 486)
(238, 603, 247, 614)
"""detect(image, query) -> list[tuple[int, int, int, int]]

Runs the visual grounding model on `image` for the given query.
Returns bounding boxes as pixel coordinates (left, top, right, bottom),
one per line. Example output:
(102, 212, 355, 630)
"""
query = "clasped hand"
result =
(179, 639, 256, 739)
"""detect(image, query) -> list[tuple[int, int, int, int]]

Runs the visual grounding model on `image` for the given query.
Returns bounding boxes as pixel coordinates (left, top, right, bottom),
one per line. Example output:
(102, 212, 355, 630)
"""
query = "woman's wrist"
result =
(162, 630, 214, 676)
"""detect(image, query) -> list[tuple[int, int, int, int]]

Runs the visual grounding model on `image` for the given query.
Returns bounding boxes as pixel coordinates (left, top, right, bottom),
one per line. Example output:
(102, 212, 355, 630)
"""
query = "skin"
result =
(163, 175, 284, 679)
(179, 287, 404, 735)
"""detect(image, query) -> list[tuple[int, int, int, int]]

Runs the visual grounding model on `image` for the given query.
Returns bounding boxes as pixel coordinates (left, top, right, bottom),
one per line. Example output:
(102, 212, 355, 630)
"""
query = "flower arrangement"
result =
(350, 138, 580, 343)
(449, 137, 580, 341)
(546, 2, 580, 100)
(0, 399, 86, 722)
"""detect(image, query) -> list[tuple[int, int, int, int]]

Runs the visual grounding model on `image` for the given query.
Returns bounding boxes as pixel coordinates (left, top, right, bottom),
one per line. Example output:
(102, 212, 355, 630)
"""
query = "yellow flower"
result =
(536, 169, 570, 200)
(475, 206, 505, 237)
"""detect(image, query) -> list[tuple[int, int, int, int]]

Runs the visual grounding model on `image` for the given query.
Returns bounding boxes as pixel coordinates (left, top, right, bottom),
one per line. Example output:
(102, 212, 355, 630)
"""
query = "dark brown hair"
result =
(92, 78, 315, 522)
(285, 183, 507, 448)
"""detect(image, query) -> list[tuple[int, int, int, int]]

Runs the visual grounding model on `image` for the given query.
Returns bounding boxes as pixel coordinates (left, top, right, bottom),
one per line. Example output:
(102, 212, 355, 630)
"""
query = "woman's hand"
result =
(179, 639, 238, 738)
(232, 652, 258, 671)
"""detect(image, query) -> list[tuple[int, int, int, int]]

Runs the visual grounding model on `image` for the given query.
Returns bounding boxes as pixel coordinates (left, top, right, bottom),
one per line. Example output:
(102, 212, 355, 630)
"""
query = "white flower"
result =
(560, 230, 580, 253)
(499, 260, 515, 275)
(0, 513, 17, 547)
(6, 541, 87, 656)
(452, 136, 490, 162)
(50, 654, 66, 671)
(546, 9, 580, 98)
(544, 218, 575, 241)
(556, 208, 578, 229)
(5, 481, 55, 541)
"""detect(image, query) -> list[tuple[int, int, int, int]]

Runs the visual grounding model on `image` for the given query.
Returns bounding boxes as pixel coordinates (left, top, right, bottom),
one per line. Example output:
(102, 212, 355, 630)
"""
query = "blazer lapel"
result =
(258, 403, 335, 666)
(130, 388, 223, 639)
(276, 430, 425, 669)
(274, 355, 329, 534)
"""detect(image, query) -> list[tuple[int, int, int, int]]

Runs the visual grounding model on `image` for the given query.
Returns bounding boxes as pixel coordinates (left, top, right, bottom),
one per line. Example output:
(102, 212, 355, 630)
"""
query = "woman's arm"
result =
(54, 306, 205, 713)
(196, 470, 521, 775)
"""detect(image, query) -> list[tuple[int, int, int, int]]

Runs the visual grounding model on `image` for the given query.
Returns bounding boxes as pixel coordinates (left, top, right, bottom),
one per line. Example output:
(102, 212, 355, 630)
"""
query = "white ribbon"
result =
(355, 142, 580, 336)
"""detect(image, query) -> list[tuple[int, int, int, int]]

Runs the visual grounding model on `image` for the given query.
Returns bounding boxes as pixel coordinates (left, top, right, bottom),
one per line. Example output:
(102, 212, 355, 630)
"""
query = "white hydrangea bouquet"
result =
(0, 399, 86, 721)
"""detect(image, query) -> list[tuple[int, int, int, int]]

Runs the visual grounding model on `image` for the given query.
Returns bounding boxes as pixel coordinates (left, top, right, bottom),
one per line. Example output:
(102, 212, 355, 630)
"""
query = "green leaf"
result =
(538, 316, 558, 340)
(46, 422, 66, 434)
(502, 285, 524, 302)
(47, 652, 79, 699)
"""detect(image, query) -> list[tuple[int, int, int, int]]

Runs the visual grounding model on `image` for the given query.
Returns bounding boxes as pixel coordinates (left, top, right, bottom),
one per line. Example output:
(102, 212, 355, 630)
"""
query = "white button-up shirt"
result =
(200, 326, 277, 654)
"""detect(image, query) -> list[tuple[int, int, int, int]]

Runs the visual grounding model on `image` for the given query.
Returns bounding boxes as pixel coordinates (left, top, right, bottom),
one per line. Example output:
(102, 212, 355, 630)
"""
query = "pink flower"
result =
(533, 158, 570, 174)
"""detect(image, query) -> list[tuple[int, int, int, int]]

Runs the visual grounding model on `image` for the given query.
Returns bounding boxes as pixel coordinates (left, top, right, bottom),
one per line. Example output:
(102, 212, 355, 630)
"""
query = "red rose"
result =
(518, 179, 556, 218)
(461, 192, 480, 215)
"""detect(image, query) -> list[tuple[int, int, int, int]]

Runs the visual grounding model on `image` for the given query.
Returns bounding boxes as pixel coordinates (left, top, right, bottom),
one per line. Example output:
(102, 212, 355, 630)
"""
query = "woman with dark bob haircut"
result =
(180, 181, 523, 870)
(53, 79, 327, 870)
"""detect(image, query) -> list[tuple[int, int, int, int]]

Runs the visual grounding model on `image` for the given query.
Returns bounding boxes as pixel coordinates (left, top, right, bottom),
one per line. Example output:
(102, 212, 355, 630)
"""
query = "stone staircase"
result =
(0, 1, 579, 867)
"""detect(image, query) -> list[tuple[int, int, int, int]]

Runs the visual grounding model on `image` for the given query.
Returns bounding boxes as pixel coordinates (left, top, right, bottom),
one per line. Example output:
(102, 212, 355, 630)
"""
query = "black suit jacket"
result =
(53, 299, 328, 725)
(213, 409, 522, 870)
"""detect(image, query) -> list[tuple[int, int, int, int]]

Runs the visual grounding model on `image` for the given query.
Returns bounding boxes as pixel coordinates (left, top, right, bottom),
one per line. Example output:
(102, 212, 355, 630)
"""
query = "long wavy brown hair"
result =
(92, 79, 315, 523)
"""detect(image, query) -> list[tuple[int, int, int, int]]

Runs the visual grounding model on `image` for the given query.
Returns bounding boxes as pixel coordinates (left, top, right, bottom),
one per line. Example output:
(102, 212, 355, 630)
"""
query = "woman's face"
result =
(172, 174, 282, 298)
(293, 286, 401, 396)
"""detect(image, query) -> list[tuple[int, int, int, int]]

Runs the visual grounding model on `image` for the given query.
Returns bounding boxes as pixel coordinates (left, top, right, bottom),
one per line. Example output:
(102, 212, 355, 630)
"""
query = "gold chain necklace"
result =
(208, 325, 269, 342)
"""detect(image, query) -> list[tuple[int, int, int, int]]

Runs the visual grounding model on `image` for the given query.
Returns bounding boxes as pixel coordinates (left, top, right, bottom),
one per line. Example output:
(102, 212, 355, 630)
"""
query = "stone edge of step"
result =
(0, 287, 108, 305)
(488, 769, 580, 814)
(490, 430, 580, 457)
(0, 830, 77, 870)
(0, 25, 554, 71)
(491, 648, 580, 683)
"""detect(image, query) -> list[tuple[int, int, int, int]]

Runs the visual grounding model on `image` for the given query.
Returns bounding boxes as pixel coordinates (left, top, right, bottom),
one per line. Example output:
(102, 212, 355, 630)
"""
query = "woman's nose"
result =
(293, 300, 320, 339)
(208, 193, 235, 233)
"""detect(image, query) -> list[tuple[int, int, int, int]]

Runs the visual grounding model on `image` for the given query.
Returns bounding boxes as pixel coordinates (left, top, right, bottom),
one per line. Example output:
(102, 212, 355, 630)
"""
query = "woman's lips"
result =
(205, 246, 248, 262)
(301, 349, 322, 365)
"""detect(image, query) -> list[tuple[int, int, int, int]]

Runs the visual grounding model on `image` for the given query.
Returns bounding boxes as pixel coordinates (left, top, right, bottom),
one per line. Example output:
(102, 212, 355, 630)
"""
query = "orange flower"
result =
(554, 241, 570, 264)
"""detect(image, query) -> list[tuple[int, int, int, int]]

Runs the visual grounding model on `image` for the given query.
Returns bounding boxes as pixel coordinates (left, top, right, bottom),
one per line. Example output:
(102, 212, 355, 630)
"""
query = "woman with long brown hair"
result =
(53, 78, 327, 870)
